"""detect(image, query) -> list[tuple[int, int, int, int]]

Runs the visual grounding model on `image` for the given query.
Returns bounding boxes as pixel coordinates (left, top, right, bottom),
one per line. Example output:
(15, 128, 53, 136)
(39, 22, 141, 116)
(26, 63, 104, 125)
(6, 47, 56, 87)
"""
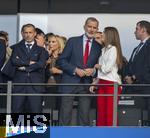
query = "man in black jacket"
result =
(124, 20, 150, 125)
(0, 33, 7, 88)
(11, 24, 48, 113)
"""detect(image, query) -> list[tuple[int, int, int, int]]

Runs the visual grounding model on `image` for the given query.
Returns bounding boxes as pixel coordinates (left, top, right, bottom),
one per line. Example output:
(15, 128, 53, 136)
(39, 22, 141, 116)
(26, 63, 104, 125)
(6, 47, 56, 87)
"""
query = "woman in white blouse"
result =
(90, 27, 123, 126)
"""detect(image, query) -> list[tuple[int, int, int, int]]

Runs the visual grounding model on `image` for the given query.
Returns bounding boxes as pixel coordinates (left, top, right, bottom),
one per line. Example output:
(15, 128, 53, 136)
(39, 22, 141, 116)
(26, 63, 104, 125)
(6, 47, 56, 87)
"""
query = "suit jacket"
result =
(57, 35, 102, 93)
(1, 57, 15, 79)
(126, 38, 150, 93)
(1, 45, 15, 78)
(0, 39, 6, 85)
(11, 40, 48, 93)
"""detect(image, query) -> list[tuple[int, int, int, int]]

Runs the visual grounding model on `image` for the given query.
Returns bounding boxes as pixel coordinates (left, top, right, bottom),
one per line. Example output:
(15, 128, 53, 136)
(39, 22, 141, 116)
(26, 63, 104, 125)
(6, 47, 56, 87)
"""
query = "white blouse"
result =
(97, 44, 121, 84)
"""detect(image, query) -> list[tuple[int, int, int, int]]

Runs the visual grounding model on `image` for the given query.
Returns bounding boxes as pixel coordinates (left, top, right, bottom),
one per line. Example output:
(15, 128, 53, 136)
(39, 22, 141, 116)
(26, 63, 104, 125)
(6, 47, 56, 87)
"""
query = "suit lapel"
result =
(86, 40, 97, 66)
(133, 42, 147, 62)
(20, 41, 29, 56)
(20, 41, 37, 56)
(129, 47, 138, 63)
(30, 43, 37, 53)
(77, 36, 84, 66)
(131, 38, 150, 62)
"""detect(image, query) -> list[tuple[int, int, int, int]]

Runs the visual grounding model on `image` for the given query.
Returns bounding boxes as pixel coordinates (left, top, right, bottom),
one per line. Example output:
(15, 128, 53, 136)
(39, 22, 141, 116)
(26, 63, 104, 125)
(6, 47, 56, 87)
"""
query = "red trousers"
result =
(97, 79, 122, 126)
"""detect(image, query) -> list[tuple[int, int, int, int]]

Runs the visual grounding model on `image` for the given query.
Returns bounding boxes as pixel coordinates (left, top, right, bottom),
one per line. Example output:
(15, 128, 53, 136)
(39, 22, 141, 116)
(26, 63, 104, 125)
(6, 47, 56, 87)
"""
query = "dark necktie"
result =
(83, 39, 90, 66)
(135, 42, 144, 55)
(131, 42, 144, 61)
(26, 44, 32, 53)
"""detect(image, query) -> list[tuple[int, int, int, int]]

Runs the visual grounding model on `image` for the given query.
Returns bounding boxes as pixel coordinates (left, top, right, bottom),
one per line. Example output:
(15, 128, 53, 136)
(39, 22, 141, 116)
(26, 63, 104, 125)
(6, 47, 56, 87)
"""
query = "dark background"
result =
(0, 0, 150, 14)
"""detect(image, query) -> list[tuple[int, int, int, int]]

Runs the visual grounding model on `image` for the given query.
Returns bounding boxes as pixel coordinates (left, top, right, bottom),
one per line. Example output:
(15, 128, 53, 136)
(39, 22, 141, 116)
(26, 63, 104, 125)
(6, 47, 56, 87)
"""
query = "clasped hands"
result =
(75, 64, 102, 77)
(124, 75, 136, 84)
(75, 67, 94, 77)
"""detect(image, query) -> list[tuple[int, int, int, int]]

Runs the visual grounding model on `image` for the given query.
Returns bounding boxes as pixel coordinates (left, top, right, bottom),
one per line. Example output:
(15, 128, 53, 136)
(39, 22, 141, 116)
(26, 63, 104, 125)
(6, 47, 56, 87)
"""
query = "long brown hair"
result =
(103, 27, 123, 69)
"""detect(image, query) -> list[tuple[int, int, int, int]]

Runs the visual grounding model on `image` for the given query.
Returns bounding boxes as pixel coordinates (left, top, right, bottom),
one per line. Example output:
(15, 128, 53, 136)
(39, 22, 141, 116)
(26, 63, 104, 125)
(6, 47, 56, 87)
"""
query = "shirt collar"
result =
(83, 34, 93, 43)
(142, 37, 150, 44)
(25, 41, 34, 46)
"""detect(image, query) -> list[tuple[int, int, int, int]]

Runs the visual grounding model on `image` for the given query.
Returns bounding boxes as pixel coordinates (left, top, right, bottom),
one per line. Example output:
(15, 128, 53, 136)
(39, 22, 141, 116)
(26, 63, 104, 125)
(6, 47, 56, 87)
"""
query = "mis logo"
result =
(0, 114, 50, 137)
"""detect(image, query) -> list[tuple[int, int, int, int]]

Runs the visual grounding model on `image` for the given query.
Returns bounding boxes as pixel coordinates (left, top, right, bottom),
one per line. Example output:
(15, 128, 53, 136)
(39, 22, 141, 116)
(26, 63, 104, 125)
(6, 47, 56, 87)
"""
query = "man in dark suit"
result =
(57, 17, 102, 126)
(0, 33, 6, 88)
(0, 33, 7, 112)
(11, 24, 48, 113)
(124, 20, 150, 125)
(0, 33, 7, 88)
(0, 32, 8, 113)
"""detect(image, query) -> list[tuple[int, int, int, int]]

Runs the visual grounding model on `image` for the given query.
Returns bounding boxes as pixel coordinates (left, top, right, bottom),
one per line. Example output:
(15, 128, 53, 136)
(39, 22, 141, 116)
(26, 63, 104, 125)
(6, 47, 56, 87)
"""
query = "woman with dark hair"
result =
(90, 27, 123, 126)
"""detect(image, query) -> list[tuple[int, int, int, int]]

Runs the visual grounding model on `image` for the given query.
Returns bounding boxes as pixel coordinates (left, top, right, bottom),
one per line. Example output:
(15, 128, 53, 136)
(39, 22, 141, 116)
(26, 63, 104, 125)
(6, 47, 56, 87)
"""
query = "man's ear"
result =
(34, 31, 37, 37)
(21, 31, 24, 38)
(142, 27, 146, 33)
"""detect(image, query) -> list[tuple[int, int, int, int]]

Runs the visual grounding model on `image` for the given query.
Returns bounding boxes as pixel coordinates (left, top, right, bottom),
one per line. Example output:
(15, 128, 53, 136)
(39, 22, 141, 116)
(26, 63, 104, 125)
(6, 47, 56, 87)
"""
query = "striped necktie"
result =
(26, 44, 32, 53)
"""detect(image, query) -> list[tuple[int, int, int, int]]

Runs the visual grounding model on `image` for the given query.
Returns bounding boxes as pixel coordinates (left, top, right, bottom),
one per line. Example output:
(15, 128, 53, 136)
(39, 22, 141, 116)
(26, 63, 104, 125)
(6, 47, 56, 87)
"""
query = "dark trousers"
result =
(59, 86, 91, 126)
(12, 78, 42, 113)
(44, 86, 61, 110)
(125, 86, 150, 126)
(143, 97, 150, 125)
(12, 94, 42, 113)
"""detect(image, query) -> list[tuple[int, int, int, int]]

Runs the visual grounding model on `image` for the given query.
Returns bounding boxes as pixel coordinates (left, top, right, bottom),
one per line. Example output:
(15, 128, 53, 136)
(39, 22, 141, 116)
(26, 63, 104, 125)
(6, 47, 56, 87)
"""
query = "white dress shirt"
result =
(25, 41, 35, 49)
(97, 44, 121, 84)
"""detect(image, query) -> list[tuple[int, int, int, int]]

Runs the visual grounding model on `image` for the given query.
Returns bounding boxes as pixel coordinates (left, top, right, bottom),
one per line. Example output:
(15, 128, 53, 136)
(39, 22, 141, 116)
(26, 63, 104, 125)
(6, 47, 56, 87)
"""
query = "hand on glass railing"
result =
(89, 85, 96, 93)
(89, 78, 99, 93)
(124, 75, 134, 84)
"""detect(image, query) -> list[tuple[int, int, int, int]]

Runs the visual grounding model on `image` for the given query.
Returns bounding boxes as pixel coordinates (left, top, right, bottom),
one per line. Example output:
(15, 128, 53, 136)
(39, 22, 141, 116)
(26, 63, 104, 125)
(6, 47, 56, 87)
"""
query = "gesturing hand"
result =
(94, 64, 101, 69)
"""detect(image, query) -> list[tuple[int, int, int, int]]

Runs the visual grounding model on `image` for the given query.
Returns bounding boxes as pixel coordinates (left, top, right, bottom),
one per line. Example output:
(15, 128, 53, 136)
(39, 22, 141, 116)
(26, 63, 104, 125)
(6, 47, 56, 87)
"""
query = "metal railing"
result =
(1, 81, 150, 126)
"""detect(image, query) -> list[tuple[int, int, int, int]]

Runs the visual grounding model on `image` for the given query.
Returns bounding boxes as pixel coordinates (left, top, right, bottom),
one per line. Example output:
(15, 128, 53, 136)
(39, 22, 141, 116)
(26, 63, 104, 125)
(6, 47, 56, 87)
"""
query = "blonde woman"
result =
(90, 27, 123, 126)
(46, 35, 65, 75)
(45, 34, 65, 109)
